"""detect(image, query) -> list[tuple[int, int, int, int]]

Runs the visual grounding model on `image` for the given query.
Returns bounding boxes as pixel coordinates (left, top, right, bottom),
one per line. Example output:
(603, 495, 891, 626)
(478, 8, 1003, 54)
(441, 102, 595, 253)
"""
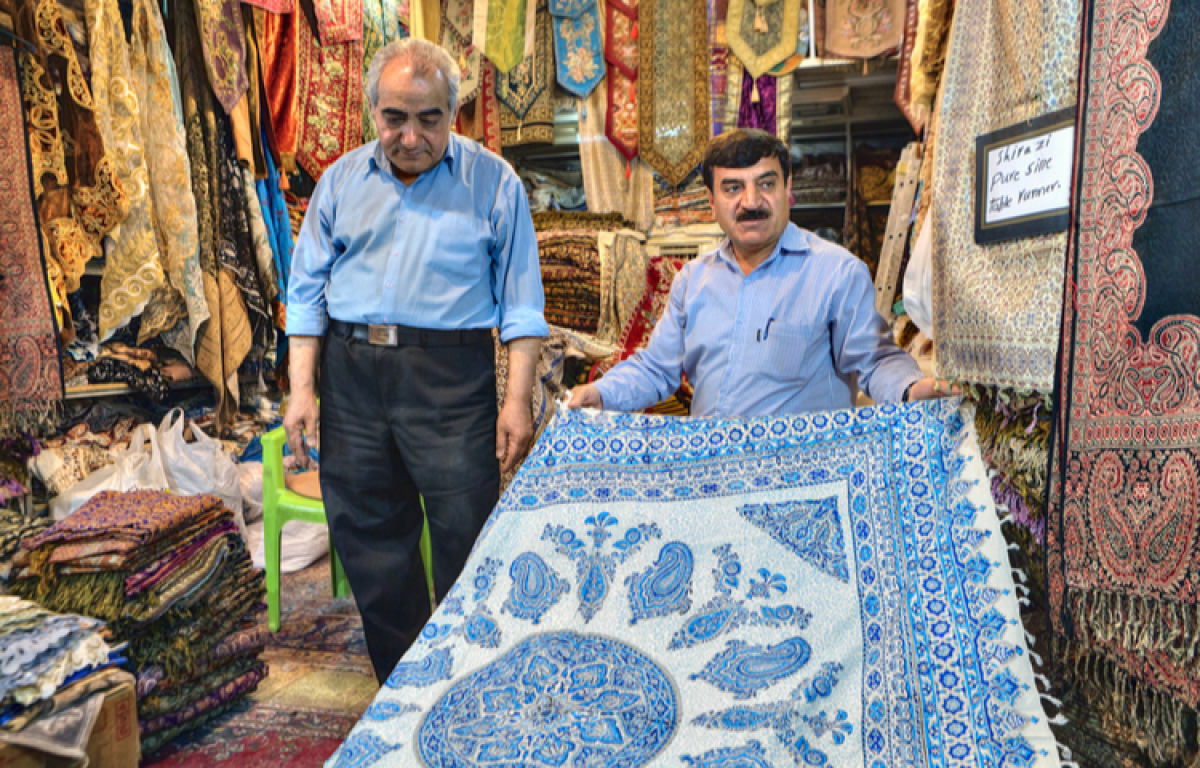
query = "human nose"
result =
(740, 183, 761, 210)
(400, 123, 421, 147)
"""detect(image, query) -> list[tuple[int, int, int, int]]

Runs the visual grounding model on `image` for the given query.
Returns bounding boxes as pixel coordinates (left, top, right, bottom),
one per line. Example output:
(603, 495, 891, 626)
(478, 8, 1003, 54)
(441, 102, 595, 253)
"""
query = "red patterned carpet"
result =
(143, 557, 376, 767)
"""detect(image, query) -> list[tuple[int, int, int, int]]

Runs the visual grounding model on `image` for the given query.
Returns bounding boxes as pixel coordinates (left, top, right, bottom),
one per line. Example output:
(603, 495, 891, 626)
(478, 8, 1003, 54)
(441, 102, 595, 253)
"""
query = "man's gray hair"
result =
(366, 38, 461, 115)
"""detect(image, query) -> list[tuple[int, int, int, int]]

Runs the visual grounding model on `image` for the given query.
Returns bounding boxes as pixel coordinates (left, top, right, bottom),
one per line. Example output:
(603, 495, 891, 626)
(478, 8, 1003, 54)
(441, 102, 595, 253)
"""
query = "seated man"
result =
(570, 129, 946, 417)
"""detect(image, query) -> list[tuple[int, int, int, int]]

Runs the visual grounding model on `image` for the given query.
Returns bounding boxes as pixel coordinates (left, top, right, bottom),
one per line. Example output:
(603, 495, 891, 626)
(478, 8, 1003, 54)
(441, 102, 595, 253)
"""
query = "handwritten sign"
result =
(974, 108, 1076, 244)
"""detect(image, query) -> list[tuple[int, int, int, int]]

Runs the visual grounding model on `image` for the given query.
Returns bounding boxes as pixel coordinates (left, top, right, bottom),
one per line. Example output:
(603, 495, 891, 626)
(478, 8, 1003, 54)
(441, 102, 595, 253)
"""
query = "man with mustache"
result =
(569, 129, 944, 417)
(285, 39, 547, 683)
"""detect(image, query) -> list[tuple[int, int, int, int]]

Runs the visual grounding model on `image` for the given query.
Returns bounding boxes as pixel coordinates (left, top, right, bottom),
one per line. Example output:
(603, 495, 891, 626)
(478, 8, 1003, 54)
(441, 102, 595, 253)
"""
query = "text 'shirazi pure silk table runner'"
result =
(1048, 0, 1200, 760)
(930, 0, 1081, 394)
(328, 400, 1062, 767)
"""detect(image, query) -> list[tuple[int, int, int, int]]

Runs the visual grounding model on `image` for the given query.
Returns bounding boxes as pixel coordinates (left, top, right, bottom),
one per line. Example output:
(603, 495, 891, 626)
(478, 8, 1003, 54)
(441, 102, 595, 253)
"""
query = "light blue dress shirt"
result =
(286, 135, 548, 343)
(594, 223, 923, 417)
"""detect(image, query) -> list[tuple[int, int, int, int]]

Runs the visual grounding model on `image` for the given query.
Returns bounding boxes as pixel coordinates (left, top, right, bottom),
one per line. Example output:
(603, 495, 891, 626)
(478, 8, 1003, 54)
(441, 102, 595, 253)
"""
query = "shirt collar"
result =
(714, 222, 811, 270)
(368, 133, 459, 179)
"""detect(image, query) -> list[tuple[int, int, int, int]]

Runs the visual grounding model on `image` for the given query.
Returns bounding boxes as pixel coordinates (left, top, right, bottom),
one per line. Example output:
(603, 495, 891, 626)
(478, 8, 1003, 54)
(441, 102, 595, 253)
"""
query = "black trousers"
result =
(318, 323, 499, 683)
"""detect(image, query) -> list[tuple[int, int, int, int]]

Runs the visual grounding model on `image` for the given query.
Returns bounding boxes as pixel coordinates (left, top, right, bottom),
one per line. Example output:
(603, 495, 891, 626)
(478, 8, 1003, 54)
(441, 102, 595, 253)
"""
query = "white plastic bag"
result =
(157, 409, 246, 539)
(904, 216, 935, 340)
(239, 462, 264, 524)
(246, 519, 331, 573)
(50, 424, 170, 520)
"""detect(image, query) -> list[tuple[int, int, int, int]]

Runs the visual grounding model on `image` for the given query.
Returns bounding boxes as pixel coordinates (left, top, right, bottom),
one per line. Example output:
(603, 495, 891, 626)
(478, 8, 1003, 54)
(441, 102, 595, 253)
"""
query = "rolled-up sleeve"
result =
(286, 169, 340, 337)
(593, 267, 688, 412)
(831, 258, 922, 403)
(490, 172, 548, 343)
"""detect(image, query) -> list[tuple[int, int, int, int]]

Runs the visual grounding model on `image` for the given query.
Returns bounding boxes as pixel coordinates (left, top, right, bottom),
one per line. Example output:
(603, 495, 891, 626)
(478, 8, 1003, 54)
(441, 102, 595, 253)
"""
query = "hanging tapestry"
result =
(456, 60, 502, 153)
(894, 0, 920, 129)
(580, 77, 654, 232)
(327, 400, 1062, 768)
(724, 57, 790, 141)
(595, 230, 649, 345)
(255, 8, 301, 172)
(637, 0, 709, 187)
(823, 0, 904, 59)
(548, 0, 604, 99)
(707, 0, 727, 135)
(241, 0, 294, 15)
(441, 0, 482, 104)
(0, 48, 63, 434)
(726, 0, 801, 77)
(474, 0, 530, 73)
(766, 5, 810, 75)
(1047, 0, 1200, 760)
(363, 0, 406, 143)
(604, 0, 638, 161)
(496, 4, 549, 120)
(86, 0, 168, 343)
(894, 0, 953, 133)
(930, 0, 1079, 393)
(312, 0, 365, 44)
(295, 15, 364, 180)
(192, 0, 250, 114)
(12, 0, 129, 336)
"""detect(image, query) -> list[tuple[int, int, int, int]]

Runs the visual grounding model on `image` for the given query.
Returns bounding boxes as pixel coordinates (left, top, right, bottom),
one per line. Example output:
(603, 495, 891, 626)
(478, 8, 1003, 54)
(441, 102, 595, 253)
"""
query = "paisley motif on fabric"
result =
(691, 637, 812, 700)
(626, 541, 694, 624)
(503, 551, 569, 624)
(544, 511, 659, 622)
(384, 647, 454, 689)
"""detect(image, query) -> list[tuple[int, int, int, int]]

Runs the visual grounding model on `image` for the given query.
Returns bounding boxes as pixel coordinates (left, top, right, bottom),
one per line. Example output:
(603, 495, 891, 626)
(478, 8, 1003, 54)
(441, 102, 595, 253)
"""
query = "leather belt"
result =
(330, 319, 492, 348)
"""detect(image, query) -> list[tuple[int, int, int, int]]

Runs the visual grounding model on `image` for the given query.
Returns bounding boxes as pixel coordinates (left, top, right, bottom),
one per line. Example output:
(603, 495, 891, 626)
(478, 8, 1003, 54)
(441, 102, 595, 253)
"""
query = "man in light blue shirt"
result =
(570, 129, 945, 417)
(283, 39, 547, 682)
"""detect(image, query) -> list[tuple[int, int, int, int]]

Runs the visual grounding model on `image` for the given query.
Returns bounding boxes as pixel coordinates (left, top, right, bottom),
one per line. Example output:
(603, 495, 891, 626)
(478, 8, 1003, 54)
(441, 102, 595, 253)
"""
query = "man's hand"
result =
(283, 389, 319, 470)
(496, 399, 534, 474)
(566, 384, 604, 410)
(906, 376, 962, 401)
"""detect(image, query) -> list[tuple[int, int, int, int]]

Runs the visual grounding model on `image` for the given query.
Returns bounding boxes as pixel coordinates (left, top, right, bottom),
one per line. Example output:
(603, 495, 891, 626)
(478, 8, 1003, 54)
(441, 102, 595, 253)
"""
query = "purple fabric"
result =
(737, 70, 776, 132)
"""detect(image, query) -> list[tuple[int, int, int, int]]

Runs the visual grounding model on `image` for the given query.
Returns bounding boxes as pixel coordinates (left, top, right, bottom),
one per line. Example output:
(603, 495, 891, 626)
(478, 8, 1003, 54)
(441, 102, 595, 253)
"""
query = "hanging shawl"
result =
(441, 0, 482, 104)
(0, 48, 63, 434)
(455, 59, 502, 152)
(930, 0, 1080, 393)
(312, 0, 365, 43)
(12, 0, 129, 339)
(363, 0, 406, 143)
(496, 3, 549, 120)
(85, 0, 168, 343)
(580, 78, 654, 231)
(474, 0, 531, 73)
(604, 0, 637, 160)
(241, 0, 294, 14)
(173, 0, 253, 422)
(636, 0, 708, 186)
(256, 136, 294, 301)
(191, 0, 250, 113)
(824, 0, 904, 59)
(548, 0, 604, 99)
(707, 0, 727, 136)
(1048, 0, 1200, 761)
(725, 0, 802, 77)
(254, 8, 301, 172)
(720, 54, 789, 140)
(294, 2, 364, 180)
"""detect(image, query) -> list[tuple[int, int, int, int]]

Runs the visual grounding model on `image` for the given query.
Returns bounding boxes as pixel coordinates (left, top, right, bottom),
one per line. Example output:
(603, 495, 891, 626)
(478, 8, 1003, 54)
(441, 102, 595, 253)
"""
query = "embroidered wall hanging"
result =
(823, 0, 904, 59)
(726, 0, 802, 78)
(930, 0, 1080, 393)
(548, 0, 605, 99)
(474, 0, 530, 73)
(441, 0, 482, 105)
(294, 15, 364, 180)
(312, 0, 364, 44)
(192, 0, 250, 114)
(581, 77, 655, 232)
(496, 6, 549, 122)
(604, 0, 638, 161)
(0, 48, 63, 434)
(363, 0, 405, 143)
(895, 0, 953, 133)
(1047, 0, 1200, 759)
(767, 6, 809, 75)
(637, 0, 709, 187)
(254, 8, 300, 172)
(327, 400, 1062, 767)
(724, 57, 790, 141)
(708, 0, 727, 135)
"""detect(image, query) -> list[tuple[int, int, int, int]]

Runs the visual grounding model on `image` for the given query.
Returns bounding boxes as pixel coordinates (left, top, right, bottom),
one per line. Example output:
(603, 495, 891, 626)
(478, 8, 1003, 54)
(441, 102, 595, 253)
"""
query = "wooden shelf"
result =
(790, 200, 891, 211)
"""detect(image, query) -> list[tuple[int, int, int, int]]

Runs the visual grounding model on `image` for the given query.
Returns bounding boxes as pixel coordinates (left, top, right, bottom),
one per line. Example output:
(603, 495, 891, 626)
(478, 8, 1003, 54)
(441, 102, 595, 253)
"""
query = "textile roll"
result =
(823, 0, 904, 60)
(0, 47, 64, 434)
(636, 0, 709, 187)
(1047, 0, 1200, 760)
(725, 0, 802, 78)
(930, 0, 1081, 393)
(329, 400, 1061, 766)
(548, 0, 605, 99)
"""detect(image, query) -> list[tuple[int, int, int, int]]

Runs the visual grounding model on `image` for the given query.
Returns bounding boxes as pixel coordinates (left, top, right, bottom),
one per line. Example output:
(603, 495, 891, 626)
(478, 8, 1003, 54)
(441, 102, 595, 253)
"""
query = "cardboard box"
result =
(0, 680, 139, 768)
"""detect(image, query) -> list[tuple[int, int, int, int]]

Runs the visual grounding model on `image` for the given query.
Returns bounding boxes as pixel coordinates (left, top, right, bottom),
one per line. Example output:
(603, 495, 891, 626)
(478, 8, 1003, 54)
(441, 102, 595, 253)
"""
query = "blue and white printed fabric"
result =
(328, 400, 1061, 768)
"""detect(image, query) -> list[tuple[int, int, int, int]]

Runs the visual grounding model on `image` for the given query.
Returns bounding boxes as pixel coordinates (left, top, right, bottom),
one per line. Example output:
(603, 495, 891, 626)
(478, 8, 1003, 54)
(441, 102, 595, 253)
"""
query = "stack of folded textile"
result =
(653, 167, 714, 231)
(8, 490, 266, 754)
(537, 232, 604, 334)
(0, 595, 132, 765)
(0, 510, 51, 588)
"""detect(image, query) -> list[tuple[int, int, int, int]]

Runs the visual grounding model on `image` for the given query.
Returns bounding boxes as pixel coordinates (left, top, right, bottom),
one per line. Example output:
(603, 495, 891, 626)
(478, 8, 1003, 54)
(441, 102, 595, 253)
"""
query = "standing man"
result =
(570, 129, 946, 416)
(284, 39, 547, 683)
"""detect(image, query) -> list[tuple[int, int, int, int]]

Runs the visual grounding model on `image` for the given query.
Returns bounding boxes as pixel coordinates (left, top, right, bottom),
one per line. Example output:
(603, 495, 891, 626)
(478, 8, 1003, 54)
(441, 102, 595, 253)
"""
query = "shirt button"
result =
(385, 282, 393, 288)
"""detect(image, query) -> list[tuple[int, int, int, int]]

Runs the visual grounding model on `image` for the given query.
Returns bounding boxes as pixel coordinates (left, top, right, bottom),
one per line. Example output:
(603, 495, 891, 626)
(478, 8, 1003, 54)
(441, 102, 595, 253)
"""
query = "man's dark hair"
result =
(701, 129, 791, 191)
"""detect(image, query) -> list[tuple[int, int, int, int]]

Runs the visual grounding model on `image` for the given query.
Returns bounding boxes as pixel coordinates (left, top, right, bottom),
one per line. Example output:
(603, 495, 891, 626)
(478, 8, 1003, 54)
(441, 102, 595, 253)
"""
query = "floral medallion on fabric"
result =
(312, 0, 365, 44)
(295, 17, 364, 180)
(496, 6, 549, 121)
(192, 0, 251, 113)
(1048, 0, 1200, 728)
(725, 0, 802, 78)
(328, 401, 1062, 767)
(0, 48, 63, 433)
(823, 0, 904, 59)
(604, 0, 638, 160)
(930, 0, 1081, 392)
(441, 0, 482, 104)
(637, 0, 709, 187)
(548, 0, 604, 99)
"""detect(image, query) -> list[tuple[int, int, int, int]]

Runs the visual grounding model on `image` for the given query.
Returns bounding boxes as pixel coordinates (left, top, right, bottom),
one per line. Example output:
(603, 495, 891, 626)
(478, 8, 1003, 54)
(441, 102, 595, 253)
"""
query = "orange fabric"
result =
(255, 8, 300, 172)
(284, 470, 322, 499)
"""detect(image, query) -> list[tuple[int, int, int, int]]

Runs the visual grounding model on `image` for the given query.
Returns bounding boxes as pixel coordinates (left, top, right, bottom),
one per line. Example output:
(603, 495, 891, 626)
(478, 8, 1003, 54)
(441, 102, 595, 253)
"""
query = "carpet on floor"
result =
(142, 556, 377, 766)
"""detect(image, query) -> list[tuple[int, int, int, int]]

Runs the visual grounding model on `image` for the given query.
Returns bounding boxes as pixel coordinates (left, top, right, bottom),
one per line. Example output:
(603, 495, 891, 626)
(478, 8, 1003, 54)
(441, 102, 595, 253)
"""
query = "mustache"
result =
(736, 208, 770, 222)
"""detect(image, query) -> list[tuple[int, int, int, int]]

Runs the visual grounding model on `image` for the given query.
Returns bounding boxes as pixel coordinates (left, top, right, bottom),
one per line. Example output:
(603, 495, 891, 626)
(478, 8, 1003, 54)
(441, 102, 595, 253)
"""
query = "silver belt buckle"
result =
(367, 324, 398, 346)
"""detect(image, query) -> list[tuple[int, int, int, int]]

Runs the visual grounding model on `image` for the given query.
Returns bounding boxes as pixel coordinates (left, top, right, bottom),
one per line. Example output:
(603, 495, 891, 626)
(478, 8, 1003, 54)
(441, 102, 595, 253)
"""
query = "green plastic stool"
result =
(260, 425, 434, 631)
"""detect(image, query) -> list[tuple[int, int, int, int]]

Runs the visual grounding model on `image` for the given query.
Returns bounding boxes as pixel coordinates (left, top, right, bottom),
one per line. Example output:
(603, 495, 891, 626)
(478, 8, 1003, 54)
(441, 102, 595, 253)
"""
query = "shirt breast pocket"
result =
(751, 321, 820, 385)
(425, 212, 491, 284)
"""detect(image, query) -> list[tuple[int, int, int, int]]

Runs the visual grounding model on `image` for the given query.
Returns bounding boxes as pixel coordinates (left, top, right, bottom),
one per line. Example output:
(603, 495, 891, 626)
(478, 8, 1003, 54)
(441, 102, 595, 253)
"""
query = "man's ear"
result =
(705, 187, 715, 209)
